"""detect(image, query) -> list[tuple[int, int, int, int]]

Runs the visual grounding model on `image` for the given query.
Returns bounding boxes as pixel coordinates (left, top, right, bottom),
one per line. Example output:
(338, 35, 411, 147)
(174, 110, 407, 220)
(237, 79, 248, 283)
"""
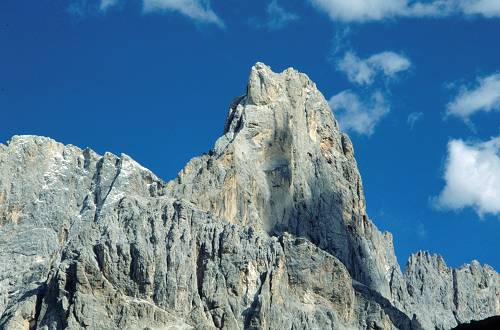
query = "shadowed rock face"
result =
(0, 63, 498, 330)
(452, 316, 500, 329)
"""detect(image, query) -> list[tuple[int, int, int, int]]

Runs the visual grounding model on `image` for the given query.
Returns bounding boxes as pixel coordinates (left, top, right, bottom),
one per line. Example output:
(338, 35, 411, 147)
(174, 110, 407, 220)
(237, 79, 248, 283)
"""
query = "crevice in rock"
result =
(452, 269, 459, 306)
(28, 284, 46, 330)
(82, 148, 92, 171)
(243, 271, 268, 329)
(195, 243, 207, 300)
(224, 95, 245, 134)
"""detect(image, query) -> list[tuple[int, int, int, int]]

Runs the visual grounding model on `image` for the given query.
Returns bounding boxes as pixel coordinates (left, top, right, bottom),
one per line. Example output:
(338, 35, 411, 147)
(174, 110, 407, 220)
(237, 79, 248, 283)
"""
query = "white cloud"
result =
(266, 0, 299, 29)
(436, 136, 500, 216)
(69, 0, 224, 25)
(143, 0, 224, 26)
(337, 52, 374, 85)
(460, 0, 500, 17)
(329, 90, 390, 136)
(337, 51, 411, 85)
(99, 0, 119, 11)
(331, 50, 408, 136)
(309, 0, 407, 22)
(369, 52, 412, 77)
(330, 26, 352, 56)
(407, 111, 423, 129)
(446, 74, 500, 120)
(249, 0, 299, 30)
(308, 0, 500, 22)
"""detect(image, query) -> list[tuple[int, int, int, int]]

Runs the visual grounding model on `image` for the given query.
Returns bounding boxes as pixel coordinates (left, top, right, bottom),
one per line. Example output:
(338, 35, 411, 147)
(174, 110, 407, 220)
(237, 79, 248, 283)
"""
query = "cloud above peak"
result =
(266, 0, 299, 29)
(143, 0, 224, 26)
(308, 0, 500, 22)
(309, 0, 410, 22)
(337, 51, 411, 85)
(436, 136, 500, 217)
(71, 0, 224, 26)
(249, 0, 299, 30)
(99, 0, 119, 11)
(72, 0, 500, 26)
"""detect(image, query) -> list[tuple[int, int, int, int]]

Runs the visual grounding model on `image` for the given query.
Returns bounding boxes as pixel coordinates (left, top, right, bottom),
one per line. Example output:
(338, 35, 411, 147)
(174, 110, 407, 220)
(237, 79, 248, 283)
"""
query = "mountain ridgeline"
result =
(0, 63, 498, 329)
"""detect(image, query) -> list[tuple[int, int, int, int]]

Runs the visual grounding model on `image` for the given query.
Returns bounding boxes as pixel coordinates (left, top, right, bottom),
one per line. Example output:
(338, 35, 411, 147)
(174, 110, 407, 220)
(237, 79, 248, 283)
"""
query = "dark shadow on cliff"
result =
(352, 281, 422, 330)
(452, 316, 500, 330)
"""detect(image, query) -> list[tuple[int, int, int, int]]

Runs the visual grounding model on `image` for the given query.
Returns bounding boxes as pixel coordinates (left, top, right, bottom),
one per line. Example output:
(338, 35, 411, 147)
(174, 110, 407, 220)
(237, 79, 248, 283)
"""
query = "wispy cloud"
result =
(330, 26, 352, 56)
(435, 136, 500, 217)
(329, 90, 390, 136)
(460, 0, 500, 17)
(69, 0, 224, 26)
(67, 0, 99, 17)
(249, 0, 299, 30)
(446, 73, 500, 121)
(407, 111, 423, 129)
(68, 0, 500, 24)
(337, 51, 411, 85)
(308, 0, 500, 23)
(309, 0, 409, 22)
(143, 0, 224, 27)
(99, 0, 119, 11)
(266, 0, 299, 29)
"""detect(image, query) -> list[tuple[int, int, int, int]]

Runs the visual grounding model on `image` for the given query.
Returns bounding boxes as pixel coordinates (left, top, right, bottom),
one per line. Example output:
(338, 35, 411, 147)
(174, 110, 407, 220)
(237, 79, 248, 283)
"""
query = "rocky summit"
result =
(0, 63, 498, 330)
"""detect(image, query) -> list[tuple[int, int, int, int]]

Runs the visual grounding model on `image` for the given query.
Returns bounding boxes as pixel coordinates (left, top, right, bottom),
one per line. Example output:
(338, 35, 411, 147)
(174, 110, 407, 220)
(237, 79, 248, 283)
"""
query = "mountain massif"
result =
(0, 63, 498, 329)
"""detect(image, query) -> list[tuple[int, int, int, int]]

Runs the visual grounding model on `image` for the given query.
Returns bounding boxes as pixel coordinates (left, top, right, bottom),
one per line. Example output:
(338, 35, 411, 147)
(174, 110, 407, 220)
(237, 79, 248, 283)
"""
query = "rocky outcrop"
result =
(0, 63, 498, 329)
(166, 63, 398, 299)
(390, 252, 500, 329)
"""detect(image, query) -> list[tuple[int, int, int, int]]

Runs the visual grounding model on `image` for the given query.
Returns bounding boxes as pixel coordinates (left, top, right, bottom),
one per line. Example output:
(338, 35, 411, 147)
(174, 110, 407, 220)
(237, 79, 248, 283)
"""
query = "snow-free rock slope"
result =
(0, 63, 498, 329)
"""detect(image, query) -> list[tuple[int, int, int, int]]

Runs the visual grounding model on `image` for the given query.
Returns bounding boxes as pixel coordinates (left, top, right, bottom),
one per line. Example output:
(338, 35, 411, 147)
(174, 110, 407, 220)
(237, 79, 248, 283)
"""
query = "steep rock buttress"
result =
(166, 63, 399, 298)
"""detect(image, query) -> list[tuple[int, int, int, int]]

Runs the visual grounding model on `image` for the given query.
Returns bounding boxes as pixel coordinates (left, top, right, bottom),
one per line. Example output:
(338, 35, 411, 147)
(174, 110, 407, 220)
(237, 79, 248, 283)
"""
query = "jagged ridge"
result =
(0, 63, 498, 330)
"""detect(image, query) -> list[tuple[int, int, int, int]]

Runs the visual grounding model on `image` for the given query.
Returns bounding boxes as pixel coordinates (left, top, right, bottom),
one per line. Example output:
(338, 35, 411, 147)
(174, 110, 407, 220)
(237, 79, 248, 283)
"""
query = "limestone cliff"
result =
(0, 63, 498, 329)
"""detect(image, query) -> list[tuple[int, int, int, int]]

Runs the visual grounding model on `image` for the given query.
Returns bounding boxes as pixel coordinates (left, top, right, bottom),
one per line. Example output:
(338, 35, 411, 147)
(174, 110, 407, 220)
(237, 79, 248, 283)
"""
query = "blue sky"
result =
(1, 0, 500, 270)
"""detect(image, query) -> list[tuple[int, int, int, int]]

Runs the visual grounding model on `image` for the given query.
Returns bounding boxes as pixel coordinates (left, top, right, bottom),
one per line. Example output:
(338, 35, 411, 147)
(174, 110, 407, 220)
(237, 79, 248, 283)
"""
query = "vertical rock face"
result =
(0, 63, 498, 330)
(167, 63, 398, 298)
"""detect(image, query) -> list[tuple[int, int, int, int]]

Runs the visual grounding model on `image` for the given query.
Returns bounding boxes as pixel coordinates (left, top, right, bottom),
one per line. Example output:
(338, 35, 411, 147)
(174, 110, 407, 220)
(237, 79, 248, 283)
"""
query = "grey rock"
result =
(0, 63, 498, 330)
(390, 252, 500, 329)
(167, 63, 398, 299)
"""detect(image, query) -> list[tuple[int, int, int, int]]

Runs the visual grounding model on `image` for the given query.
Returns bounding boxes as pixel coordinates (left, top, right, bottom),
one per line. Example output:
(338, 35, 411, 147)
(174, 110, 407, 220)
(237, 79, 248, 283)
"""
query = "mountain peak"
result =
(246, 62, 315, 106)
(1, 64, 498, 330)
(224, 62, 337, 149)
(171, 63, 397, 297)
